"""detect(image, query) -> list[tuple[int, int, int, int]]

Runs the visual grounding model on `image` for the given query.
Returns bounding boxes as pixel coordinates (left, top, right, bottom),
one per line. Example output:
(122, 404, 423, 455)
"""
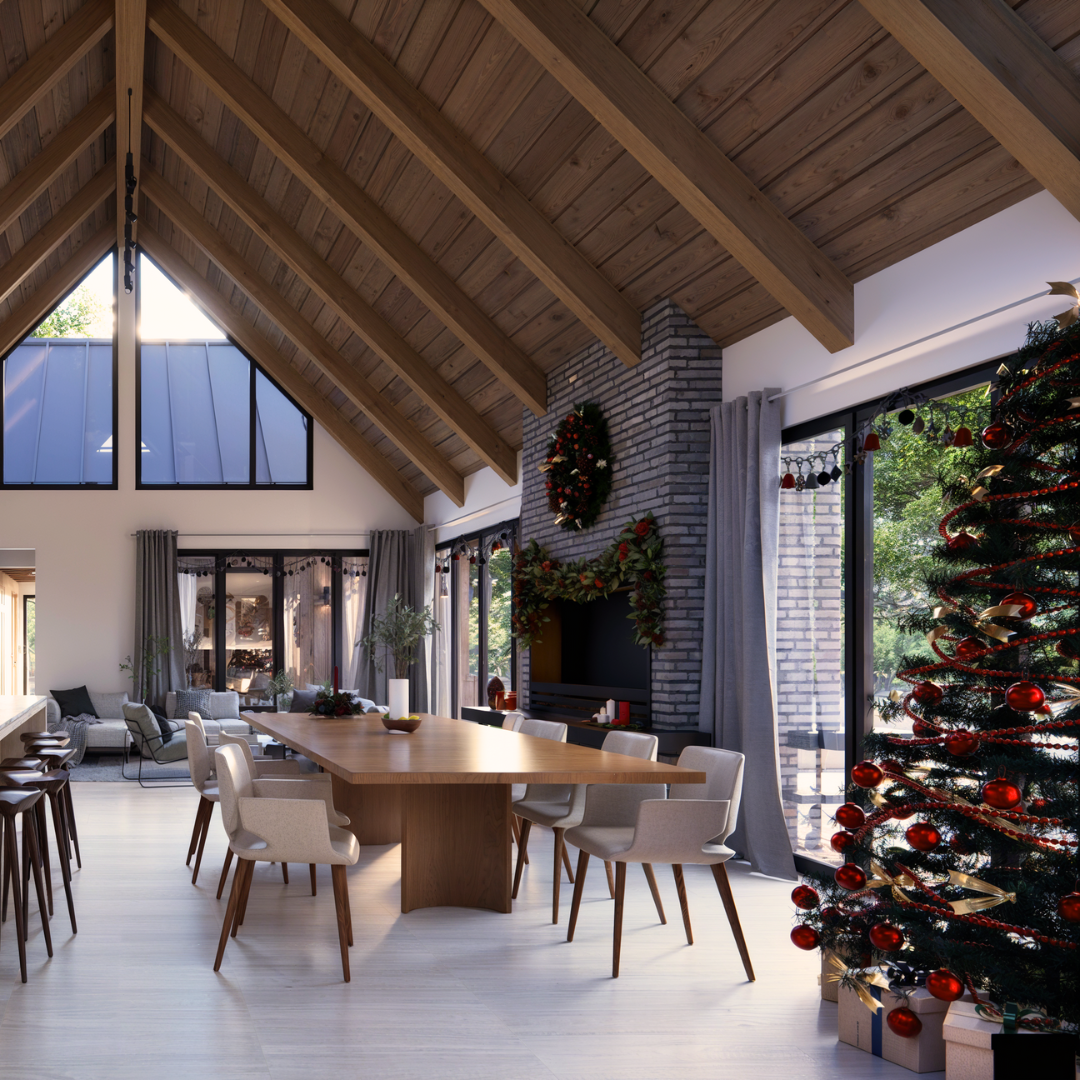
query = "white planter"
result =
(388, 679, 409, 720)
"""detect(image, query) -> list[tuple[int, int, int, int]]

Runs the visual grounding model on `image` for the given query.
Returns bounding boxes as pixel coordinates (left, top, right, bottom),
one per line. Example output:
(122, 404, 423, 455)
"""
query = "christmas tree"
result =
(790, 289, 1080, 1036)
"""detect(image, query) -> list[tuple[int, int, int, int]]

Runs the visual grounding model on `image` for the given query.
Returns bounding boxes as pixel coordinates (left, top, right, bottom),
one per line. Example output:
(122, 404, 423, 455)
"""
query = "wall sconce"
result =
(319, 585, 331, 607)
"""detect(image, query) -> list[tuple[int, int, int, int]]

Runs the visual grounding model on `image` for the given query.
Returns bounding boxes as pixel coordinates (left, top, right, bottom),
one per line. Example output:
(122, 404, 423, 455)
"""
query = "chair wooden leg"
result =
(49, 792, 77, 934)
(281, 862, 289, 884)
(604, 860, 615, 899)
(561, 838, 575, 883)
(35, 801, 52, 915)
(512, 815, 529, 863)
(233, 858, 254, 936)
(331, 864, 351, 982)
(309, 863, 317, 896)
(612, 861, 626, 979)
(216, 849, 234, 900)
(566, 849, 589, 942)
(511, 818, 531, 900)
(642, 863, 666, 924)
(711, 862, 755, 981)
(191, 799, 214, 886)
(4, 819, 28, 982)
(341, 867, 353, 946)
(186, 797, 206, 865)
(62, 781, 82, 869)
(215, 858, 246, 970)
(552, 827, 566, 924)
(673, 863, 693, 944)
(24, 815, 52, 959)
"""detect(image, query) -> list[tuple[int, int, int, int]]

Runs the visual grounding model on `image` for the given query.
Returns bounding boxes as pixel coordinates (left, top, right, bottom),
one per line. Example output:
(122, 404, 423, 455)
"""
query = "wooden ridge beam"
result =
(259, 0, 642, 368)
(116, 0, 148, 248)
(143, 89, 515, 487)
(147, 0, 547, 417)
(857, 0, 1080, 222)
(139, 226, 425, 520)
(140, 171, 465, 505)
(0, 223, 112, 360)
(478, 0, 854, 353)
(0, 0, 114, 143)
(0, 167, 115, 308)
(0, 82, 115, 238)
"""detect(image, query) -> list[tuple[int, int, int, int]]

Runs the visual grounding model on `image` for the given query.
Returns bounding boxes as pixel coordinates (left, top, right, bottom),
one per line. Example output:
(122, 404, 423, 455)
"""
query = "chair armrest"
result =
(618, 799, 730, 865)
(251, 760, 307, 777)
(579, 782, 668, 827)
(237, 796, 337, 863)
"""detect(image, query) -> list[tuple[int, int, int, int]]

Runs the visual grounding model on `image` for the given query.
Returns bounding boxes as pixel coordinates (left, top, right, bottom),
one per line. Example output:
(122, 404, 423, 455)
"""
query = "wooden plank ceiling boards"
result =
(2, 0, 1079, 510)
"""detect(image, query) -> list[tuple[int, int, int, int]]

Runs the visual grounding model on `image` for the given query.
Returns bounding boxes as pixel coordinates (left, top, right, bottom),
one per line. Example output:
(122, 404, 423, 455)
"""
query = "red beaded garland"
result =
(868, 923, 905, 952)
(1058, 893, 1080, 923)
(946, 730, 980, 756)
(890, 803, 916, 821)
(905, 822, 942, 851)
(912, 719, 936, 737)
(851, 761, 885, 788)
(886, 1007, 923, 1038)
(912, 681, 944, 704)
(954, 637, 988, 662)
(835, 803, 867, 830)
(1001, 591, 1038, 619)
(791, 885, 820, 910)
(926, 969, 965, 1002)
(831, 831, 856, 854)
(983, 777, 1023, 810)
(834, 863, 868, 891)
(790, 924, 820, 950)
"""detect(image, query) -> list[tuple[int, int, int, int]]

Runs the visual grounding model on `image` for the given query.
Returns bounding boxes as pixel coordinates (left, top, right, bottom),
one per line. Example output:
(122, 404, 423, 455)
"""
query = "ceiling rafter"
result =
(147, 0, 548, 418)
(0, 0, 114, 144)
(478, 0, 854, 354)
(258, 0, 642, 369)
(140, 171, 466, 505)
(142, 89, 517, 487)
(115, 0, 148, 250)
(857, 0, 1080, 222)
(0, 82, 115, 237)
(139, 225, 425, 520)
(0, 168, 115, 308)
(0, 224, 113, 360)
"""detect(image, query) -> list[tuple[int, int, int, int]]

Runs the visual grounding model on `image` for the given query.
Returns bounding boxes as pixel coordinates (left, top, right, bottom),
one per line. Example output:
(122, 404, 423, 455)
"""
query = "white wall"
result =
(0, 285, 416, 696)
(425, 453, 522, 544)
(723, 192, 1080, 428)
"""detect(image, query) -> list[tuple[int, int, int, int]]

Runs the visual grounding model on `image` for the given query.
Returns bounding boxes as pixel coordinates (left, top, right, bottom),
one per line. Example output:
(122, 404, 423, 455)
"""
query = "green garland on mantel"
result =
(512, 512, 665, 650)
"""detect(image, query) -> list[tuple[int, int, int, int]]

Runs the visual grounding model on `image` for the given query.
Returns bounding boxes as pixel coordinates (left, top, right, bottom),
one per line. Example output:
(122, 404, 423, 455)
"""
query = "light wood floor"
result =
(0, 784, 940, 1079)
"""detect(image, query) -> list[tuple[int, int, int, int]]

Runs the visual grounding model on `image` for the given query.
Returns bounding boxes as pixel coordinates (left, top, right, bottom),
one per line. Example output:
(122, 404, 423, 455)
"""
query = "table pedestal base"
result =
(400, 784, 511, 913)
(331, 776, 402, 845)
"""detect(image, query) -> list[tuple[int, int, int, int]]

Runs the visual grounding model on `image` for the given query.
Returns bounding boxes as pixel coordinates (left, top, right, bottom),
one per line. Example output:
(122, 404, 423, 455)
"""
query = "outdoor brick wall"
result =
(520, 300, 721, 731)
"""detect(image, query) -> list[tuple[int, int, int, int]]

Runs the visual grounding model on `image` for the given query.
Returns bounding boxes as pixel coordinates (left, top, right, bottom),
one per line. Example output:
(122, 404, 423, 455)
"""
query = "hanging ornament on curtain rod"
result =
(434, 524, 518, 574)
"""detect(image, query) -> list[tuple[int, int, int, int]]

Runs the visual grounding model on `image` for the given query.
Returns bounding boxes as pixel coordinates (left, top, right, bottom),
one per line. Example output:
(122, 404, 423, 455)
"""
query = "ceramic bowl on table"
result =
(382, 715, 422, 733)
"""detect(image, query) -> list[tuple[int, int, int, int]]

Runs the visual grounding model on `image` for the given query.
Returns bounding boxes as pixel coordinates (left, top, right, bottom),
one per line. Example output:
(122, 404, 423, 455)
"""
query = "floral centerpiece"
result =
(308, 688, 363, 717)
(512, 512, 665, 649)
(538, 402, 613, 530)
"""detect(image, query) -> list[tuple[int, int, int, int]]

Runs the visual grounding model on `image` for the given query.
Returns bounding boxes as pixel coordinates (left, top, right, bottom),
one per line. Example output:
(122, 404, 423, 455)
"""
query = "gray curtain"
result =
(699, 391, 796, 880)
(134, 529, 184, 707)
(356, 527, 430, 710)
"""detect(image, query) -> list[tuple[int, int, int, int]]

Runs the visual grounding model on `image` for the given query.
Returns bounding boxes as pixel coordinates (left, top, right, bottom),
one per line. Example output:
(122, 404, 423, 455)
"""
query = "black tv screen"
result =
(558, 591, 649, 689)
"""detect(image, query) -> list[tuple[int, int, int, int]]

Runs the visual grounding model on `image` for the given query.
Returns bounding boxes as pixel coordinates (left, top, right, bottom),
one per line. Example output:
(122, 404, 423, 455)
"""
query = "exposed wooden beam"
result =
(259, 0, 641, 368)
(139, 225, 425, 520)
(116, 0, 147, 251)
(0, 224, 112, 360)
(478, 0, 854, 353)
(0, 82, 115, 237)
(142, 91, 513, 488)
(0, 168, 114, 308)
(140, 172, 465, 505)
(147, 0, 547, 417)
(0, 0, 114, 143)
(857, 0, 1080, 222)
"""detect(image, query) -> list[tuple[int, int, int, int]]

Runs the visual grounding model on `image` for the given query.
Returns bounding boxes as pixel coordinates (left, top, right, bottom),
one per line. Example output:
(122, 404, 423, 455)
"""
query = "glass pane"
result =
(178, 558, 216, 689)
(454, 542, 480, 715)
(777, 430, 846, 863)
(34, 343, 90, 482)
(256, 370, 307, 483)
(341, 557, 368, 692)
(167, 343, 226, 483)
(283, 556, 333, 692)
(84, 343, 113, 482)
(24, 597, 35, 694)
(3, 342, 47, 483)
(139, 344, 175, 482)
(485, 545, 513, 694)
(225, 558, 274, 706)
(207, 345, 251, 483)
(432, 549, 452, 717)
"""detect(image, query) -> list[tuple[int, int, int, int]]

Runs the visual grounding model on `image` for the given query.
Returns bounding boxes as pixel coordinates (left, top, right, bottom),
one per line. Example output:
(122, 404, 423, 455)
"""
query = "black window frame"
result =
(135, 251, 314, 490)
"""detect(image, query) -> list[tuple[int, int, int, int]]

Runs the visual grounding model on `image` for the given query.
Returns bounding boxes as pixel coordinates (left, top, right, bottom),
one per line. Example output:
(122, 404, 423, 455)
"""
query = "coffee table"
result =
(242, 712, 705, 913)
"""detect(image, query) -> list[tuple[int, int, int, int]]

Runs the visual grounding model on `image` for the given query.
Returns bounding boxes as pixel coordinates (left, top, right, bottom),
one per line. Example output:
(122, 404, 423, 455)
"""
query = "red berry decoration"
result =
(835, 863, 868, 891)
(868, 923, 905, 952)
(887, 1007, 923, 1038)
(1001, 590, 1038, 619)
(790, 924, 821, 950)
(1058, 893, 1080, 923)
(982, 777, 1023, 810)
(947, 531, 979, 552)
(946, 730, 980, 756)
(831, 831, 856, 854)
(905, 822, 942, 851)
(912, 681, 944, 704)
(835, 803, 867, 830)
(981, 422, 1013, 449)
(1005, 681, 1045, 711)
(851, 761, 884, 788)
(926, 969, 965, 1002)
(791, 885, 820, 910)
(954, 636, 988, 662)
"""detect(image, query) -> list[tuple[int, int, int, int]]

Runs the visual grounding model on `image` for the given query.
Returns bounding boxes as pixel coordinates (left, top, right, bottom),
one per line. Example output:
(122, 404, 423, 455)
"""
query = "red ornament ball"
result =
(868, 922, 905, 952)
(1058, 893, 1080, 923)
(1057, 637, 1080, 660)
(912, 718, 936, 737)
(851, 761, 885, 788)
(887, 1007, 923, 1038)
(946, 730, 980, 756)
(791, 885, 820, 910)
(790, 924, 820, 950)
(1005, 681, 1045, 711)
(905, 822, 942, 852)
(835, 863, 868, 891)
(912, 681, 944, 704)
(926, 969, 965, 1002)
(983, 777, 1022, 810)
(955, 637, 988, 662)
(947, 531, 979, 552)
(981, 422, 1013, 449)
(831, 830, 856, 854)
(1001, 591, 1038, 619)
(835, 803, 867, 830)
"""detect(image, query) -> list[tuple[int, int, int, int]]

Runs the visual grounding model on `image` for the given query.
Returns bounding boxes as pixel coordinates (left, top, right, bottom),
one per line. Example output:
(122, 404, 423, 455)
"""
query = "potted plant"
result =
(361, 594, 439, 719)
(267, 669, 295, 712)
(119, 634, 171, 703)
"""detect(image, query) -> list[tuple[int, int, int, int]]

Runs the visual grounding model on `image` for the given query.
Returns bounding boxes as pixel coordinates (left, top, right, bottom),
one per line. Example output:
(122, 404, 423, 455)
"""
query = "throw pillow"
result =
(150, 705, 173, 744)
(123, 702, 163, 757)
(51, 685, 98, 719)
(289, 689, 319, 713)
(175, 689, 212, 724)
(350, 694, 386, 713)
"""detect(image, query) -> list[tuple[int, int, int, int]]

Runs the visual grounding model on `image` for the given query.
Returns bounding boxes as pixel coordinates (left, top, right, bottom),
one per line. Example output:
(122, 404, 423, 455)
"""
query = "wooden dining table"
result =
(241, 712, 705, 914)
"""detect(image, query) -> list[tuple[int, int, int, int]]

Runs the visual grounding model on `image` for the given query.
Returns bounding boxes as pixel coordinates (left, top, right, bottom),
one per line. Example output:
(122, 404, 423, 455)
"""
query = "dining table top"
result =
(242, 711, 707, 787)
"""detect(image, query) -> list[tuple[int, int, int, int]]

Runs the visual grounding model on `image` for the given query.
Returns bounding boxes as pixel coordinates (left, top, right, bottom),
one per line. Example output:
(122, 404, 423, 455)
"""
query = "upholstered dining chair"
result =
(501, 711, 525, 732)
(185, 719, 220, 886)
(564, 746, 754, 981)
(512, 718, 575, 882)
(512, 730, 660, 924)
(213, 744, 360, 981)
(501, 710, 528, 856)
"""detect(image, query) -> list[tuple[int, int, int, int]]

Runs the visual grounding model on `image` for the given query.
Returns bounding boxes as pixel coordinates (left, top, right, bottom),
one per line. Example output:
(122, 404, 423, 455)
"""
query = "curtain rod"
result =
(428, 496, 521, 532)
(129, 531, 371, 538)
(768, 277, 1080, 403)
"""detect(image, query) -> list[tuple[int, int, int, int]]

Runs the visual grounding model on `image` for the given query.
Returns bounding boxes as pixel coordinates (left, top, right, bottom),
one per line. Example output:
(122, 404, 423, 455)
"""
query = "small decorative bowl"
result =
(382, 714, 422, 733)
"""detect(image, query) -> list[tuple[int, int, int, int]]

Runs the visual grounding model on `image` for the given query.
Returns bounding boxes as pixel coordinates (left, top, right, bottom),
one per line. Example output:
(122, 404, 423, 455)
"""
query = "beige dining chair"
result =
(512, 718, 576, 883)
(213, 743, 361, 982)
(564, 746, 754, 980)
(185, 719, 220, 886)
(501, 711, 525, 732)
(512, 730, 661, 924)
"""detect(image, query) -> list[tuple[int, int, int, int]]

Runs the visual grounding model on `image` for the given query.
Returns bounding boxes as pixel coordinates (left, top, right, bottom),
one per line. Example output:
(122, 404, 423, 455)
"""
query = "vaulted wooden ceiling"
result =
(2, 0, 1079, 519)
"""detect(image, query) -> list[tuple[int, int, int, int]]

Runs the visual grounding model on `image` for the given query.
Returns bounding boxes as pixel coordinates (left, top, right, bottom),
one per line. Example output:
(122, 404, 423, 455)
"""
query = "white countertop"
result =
(0, 695, 48, 736)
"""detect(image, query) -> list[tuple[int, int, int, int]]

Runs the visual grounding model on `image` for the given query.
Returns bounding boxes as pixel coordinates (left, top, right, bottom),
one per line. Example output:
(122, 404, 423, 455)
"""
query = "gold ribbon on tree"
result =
(946, 871, 1017, 915)
(865, 861, 916, 903)
(824, 953, 891, 1013)
(926, 600, 1021, 647)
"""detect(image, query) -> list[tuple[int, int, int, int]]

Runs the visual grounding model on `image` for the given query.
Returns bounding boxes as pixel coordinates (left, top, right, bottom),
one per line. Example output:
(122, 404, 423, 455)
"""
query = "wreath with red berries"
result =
(539, 402, 613, 531)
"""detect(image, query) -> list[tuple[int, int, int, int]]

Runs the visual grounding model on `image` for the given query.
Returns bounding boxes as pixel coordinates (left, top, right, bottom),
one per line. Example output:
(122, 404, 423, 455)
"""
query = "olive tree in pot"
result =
(361, 594, 439, 719)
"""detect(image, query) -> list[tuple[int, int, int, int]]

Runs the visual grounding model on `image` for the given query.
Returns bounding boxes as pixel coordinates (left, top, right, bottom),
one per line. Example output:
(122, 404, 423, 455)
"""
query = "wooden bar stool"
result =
(0, 788, 52, 982)
(20, 732, 70, 748)
(18, 746, 82, 869)
(0, 769, 53, 917)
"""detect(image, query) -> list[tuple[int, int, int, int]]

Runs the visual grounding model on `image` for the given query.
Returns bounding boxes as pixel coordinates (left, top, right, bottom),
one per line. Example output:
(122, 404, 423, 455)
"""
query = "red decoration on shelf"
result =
(926, 969, 965, 1002)
(983, 778, 1023, 810)
(790, 924, 820, 950)
(868, 922, 905, 952)
(886, 1007, 923, 1038)
(1001, 590, 1038, 619)
(946, 730, 980, 756)
(912, 681, 944, 704)
(834, 863, 868, 891)
(1005, 681, 1045, 711)
(981, 422, 1013, 449)
(905, 822, 942, 852)
(791, 885, 820, 910)
(851, 761, 884, 788)
(1058, 893, 1080, 923)
(830, 831, 856, 854)
(834, 803, 866, 830)
(955, 637, 988, 662)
